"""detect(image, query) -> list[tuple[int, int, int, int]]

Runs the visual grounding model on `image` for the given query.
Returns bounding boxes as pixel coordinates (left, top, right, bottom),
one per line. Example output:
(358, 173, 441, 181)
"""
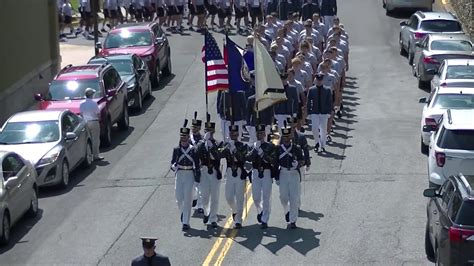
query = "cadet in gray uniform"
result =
(131, 237, 171, 266)
(170, 119, 201, 230)
(222, 125, 249, 229)
(276, 125, 304, 229)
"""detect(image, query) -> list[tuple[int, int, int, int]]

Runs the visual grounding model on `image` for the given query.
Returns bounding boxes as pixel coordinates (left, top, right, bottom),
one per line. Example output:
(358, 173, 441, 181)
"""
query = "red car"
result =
(34, 64, 129, 147)
(97, 22, 172, 87)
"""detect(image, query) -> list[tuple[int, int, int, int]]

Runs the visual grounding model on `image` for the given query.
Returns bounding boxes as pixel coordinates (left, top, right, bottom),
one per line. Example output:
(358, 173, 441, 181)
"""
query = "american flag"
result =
(202, 31, 229, 92)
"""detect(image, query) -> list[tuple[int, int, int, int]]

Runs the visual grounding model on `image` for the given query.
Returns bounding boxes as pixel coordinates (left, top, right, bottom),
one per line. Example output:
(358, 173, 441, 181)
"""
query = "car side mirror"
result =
(155, 37, 165, 45)
(399, 21, 407, 26)
(423, 125, 436, 133)
(426, 69, 437, 75)
(34, 93, 43, 101)
(423, 188, 439, 198)
(95, 42, 102, 49)
(419, 97, 427, 103)
(415, 42, 423, 48)
(65, 132, 77, 141)
(4, 176, 19, 190)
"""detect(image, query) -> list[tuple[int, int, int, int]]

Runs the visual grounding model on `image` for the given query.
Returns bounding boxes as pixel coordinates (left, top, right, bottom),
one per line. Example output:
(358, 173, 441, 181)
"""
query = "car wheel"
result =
(425, 224, 435, 262)
(147, 82, 153, 98)
(27, 187, 39, 218)
(118, 106, 129, 130)
(101, 118, 112, 147)
(82, 141, 93, 168)
(382, 0, 386, 8)
(385, 5, 391, 15)
(421, 138, 429, 155)
(399, 35, 407, 56)
(418, 79, 428, 89)
(0, 213, 10, 245)
(59, 160, 69, 189)
(151, 62, 160, 88)
(135, 89, 143, 111)
(412, 62, 417, 77)
(162, 53, 172, 76)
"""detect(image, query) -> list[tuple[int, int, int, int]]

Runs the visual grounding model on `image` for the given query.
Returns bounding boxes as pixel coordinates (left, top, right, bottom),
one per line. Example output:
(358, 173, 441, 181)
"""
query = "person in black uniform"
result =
(221, 124, 249, 229)
(275, 125, 304, 229)
(301, 0, 320, 21)
(131, 237, 171, 266)
(170, 119, 201, 231)
(320, 0, 337, 32)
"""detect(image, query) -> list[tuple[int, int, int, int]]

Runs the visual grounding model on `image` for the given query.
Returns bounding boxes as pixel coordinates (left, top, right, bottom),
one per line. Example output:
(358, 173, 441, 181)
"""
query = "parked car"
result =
(0, 151, 38, 245)
(423, 174, 474, 264)
(413, 34, 474, 88)
(427, 109, 474, 187)
(0, 110, 93, 188)
(399, 11, 463, 65)
(431, 58, 474, 91)
(419, 86, 474, 154)
(35, 63, 129, 146)
(383, 0, 433, 15)
(88, 54, 152, 111)
(97, 22, 172, 87)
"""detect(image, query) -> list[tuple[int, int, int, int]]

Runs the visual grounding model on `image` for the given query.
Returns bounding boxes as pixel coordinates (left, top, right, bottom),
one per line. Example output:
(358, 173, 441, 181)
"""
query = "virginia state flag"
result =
(225, 37, 250, 92)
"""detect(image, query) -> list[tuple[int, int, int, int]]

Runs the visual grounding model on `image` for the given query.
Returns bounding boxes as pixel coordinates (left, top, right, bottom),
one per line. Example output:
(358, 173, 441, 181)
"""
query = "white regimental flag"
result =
(253, 38, 287, 112)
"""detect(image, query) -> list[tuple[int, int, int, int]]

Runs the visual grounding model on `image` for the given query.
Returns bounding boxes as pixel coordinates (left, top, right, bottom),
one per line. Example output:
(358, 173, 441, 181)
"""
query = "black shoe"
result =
(189, 26, 195, 31)
(94, 156, 104, 161)
(257, 212, 262, 223)
(182, 224, 190, 231)
(285, 212, 289, 223)
(192, 199, 197, 207)
(321, 147, 326, 153)
(232, 213, 236, 221)
(211, 222, 218, 228)
(198, 208, 204, 214)
(289, 222, 297, 229)
(203, 215, 209, 224)
(260, 222, 268, 229)
(327, 135, 332, 143)
(314, 143, 319, 153)
(180, 213, 183, 223)
(340, 104, 344, 111)
(337, 110, 342, 119)
(100, 28, 107, 33)
(234, 223, 242, 229)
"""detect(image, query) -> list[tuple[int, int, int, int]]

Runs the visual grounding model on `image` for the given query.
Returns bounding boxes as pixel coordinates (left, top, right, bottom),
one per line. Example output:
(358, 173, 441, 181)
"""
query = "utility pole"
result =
(92, 0, 100, 55)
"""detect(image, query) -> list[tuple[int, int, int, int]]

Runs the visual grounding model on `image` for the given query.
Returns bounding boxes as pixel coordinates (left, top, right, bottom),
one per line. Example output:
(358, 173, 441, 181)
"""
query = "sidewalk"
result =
(59, 43, 96, 68)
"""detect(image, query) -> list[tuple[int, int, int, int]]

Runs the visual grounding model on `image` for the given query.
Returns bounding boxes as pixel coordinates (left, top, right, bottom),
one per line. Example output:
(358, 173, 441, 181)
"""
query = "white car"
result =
(430, 58, 474, 92)
(383, 0, 434, 14)
(0, 151, 39, 245)
(427, 109, 474, 187)
(419, 86, 474, 154)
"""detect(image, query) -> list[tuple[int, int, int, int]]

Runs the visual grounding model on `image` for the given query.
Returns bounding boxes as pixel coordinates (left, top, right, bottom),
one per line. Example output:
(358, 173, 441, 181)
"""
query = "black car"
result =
(88, 54, 152, 111)
(424, 174, 474, 264)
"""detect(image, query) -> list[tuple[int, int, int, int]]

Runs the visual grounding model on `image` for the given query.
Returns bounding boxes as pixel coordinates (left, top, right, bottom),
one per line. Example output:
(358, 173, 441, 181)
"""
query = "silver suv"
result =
(399, 12, 463, 66)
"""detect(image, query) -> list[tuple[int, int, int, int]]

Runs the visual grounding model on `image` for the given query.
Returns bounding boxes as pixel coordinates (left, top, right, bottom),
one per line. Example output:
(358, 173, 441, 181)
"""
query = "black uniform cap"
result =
(192, 112, 202, 127)
(315, 73, 325, 80)
(205, 113, 215, 130)
(281, 127, 292, 136)
(141, 237, 157, 248)
(180, 119, 190, 136)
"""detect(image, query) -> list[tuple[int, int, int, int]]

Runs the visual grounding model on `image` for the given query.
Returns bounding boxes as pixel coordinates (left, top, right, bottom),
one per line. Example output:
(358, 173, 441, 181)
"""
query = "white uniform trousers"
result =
(310, 114, 330, 148)
(175, 169, 195, 225)
(225, 168, 246, 225)
(86, 120, 101, 158)
(200, 166, 221, 223)
(251, 169, 273, 223)
(221, 120, 245, 141)
(193, 183, 203, 209)
(279, 168, 301, 223)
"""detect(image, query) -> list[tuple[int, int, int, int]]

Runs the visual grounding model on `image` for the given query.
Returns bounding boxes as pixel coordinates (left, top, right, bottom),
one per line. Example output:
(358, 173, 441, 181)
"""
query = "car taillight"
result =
(423, 56, 439, 64)
(449, 227, 474, 243)
(435, 152, 445, 167)
(425, 118, 437, 126)
(414, 32, 427, 39)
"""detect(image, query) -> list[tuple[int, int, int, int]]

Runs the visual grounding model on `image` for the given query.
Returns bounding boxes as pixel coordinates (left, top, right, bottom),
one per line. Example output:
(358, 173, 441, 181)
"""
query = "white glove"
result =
(204, 131, 211, 140)
(306, 166, 310, 172)
(292, 160, 298, 169)
(170, 163, 178, 172)
(257, 147, 264, 156)
(254, 140, 261, 149)
(275, 180, 280, 186)
(206, 140, 214, 149)
(194, 182, 200, 188)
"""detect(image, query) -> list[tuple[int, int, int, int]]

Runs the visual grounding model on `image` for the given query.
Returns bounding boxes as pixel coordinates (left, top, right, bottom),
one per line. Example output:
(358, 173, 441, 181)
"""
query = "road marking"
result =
(202, 182, 253, 265)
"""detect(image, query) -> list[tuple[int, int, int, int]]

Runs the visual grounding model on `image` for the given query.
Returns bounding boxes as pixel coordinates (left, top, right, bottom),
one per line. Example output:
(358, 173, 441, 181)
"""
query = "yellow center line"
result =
(202, 182, 253, 265)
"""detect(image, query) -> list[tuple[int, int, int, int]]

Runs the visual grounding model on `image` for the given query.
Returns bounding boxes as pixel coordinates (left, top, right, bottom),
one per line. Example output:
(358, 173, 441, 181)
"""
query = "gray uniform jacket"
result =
(307, 85, 333, 114)
(273, 84, 300, 115)
(131, 253, 171, 266)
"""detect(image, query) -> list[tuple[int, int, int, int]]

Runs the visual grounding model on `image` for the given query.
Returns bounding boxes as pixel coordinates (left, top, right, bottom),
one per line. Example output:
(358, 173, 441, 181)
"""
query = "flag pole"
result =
(205, 29, 209, 117)
(224, 34, 234, 126)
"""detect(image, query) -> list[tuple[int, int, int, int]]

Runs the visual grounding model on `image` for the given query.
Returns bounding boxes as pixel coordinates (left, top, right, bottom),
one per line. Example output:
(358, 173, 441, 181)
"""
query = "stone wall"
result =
(450, 0, 473, 39)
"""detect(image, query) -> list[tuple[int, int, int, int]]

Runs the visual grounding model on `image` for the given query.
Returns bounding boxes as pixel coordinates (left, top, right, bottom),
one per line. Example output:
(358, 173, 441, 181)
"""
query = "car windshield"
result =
(456, 201, 474, 226)
(430, 40, 472, 51)
(438, 129, 474, 150)
(420, 20, 462, 32)
(90, 59, 133, 76)
(104, 30, 152, 48)
(0, 121, 60, 144)
(432, 94, 474, 109)
(447, 65, 474, 79)
(47, 79, 102, 100)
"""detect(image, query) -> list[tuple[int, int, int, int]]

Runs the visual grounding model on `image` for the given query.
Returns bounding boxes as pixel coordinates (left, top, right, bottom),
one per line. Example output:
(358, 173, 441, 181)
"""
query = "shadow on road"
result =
(130, 95, 157, 117)
(0, 209, 44, 254)
(154, 74, 176, 91)
(101, 126, 136, 152)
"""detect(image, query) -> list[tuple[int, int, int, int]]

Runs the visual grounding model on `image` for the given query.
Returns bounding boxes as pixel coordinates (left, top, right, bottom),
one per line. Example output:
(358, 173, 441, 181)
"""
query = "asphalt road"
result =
(0, 0, 449, 264)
